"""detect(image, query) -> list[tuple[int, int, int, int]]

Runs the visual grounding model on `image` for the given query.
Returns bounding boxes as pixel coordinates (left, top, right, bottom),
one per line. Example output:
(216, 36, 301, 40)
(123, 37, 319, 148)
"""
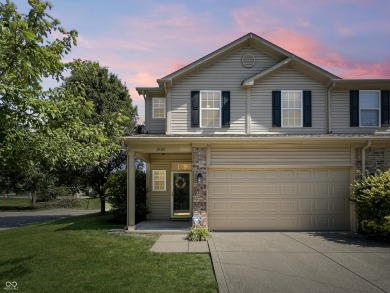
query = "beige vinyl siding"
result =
(251, 67, 327, 134)
(147, 97, 166, 134)
(331, 90, 390, 134)
(210, 144, 352, 166)
(150, 162, 171, 219)
(170, 46, 281, 134)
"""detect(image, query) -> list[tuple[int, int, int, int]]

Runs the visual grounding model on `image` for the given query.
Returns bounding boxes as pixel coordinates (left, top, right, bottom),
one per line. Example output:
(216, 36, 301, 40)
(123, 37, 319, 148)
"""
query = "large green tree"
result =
(60, 60, 137, 213)
(0, 1, 114, 201)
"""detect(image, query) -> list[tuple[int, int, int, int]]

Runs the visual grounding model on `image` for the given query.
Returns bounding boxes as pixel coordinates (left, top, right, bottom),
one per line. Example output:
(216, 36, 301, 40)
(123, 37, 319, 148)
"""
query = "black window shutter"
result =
(222, 91, 230, 127)
(303, 91, 312, 127)
(350, 90, 359, 127)
(272, 91, 281, 127)
(191, 91, 200, 127)
(381, 90, 390, 127)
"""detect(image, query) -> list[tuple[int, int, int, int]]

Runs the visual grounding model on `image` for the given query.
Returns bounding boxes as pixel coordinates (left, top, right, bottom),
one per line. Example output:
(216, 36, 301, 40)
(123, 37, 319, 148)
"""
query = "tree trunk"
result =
(100, 197, 105, 214)
(31, 192, 36, 207)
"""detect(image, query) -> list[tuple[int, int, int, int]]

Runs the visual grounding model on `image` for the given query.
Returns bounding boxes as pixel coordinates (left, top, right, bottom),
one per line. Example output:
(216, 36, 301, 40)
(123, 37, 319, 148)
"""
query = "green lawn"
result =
(75, 198, 111, 210)
(0, 213, 217, 293)
(0, 197, 109, 211)
(0, 198, 34, 210)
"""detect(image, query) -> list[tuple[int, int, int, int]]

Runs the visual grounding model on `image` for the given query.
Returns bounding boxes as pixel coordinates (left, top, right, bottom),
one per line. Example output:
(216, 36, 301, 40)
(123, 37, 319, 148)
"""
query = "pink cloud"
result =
(340, 62, 390, 79)
(131, 72, 156, 86)
(231, 6, 390, 79)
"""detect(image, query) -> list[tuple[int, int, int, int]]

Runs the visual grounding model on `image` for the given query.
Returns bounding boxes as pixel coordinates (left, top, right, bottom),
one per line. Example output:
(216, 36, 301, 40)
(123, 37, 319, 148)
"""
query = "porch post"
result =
(127, 149, 136, 229)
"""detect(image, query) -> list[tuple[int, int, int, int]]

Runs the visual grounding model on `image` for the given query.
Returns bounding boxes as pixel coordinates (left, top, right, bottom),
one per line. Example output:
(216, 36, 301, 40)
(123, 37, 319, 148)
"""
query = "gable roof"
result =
(156, 32, 340, 87)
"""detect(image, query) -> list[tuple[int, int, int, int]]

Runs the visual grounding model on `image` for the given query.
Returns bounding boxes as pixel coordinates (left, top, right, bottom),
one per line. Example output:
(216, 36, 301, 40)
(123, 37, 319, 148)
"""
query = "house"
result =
(125, 32, 390, 231)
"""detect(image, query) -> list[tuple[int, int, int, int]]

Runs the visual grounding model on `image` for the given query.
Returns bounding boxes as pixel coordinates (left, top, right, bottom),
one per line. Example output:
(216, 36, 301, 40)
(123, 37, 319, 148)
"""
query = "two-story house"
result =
(125, 33, 390, 232)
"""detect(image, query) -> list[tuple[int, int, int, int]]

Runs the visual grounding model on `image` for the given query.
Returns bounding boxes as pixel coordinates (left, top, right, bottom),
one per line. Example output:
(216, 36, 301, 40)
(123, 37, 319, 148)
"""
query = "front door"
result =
(172, 172, 191, 217)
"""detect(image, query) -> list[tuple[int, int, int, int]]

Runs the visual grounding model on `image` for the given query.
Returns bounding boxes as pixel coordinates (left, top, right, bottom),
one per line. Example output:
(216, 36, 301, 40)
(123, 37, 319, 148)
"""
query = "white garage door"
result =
(208, 168, 351, 231)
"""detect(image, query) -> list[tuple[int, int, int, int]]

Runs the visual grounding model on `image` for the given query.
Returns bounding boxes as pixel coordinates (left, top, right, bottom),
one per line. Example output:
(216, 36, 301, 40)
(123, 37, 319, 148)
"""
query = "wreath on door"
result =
(175, 176, 187, 189)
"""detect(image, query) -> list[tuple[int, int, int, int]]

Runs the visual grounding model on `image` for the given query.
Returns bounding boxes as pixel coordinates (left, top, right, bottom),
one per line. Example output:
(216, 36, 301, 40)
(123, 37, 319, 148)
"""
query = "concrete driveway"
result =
(0, 209, 100, 231)
(209, 232, 390, 293)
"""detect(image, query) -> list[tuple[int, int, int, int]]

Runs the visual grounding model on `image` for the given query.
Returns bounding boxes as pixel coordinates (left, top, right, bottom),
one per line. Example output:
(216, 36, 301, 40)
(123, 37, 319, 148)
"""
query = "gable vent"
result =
(242, 54, 255, 68)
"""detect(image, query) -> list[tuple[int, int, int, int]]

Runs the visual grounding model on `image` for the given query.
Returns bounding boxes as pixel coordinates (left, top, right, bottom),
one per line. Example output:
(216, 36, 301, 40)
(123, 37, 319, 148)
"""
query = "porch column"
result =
(127, 149, 136, 229)
(192, 147, 208, 227)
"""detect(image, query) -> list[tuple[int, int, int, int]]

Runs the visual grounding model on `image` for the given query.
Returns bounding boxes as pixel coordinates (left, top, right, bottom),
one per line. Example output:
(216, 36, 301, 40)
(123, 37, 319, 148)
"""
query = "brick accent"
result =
(192, 147, 207, 227)
(355, 147, 385, 179)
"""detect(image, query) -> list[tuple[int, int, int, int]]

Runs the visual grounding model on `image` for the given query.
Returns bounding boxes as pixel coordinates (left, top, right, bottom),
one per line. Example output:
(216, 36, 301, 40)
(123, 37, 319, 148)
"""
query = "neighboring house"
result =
(125, 32, 390, 231)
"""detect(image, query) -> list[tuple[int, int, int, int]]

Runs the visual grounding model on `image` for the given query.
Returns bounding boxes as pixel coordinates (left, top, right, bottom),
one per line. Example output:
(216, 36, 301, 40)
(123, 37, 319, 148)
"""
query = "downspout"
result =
(327, 80, 336, 134)
(361, 140, 371, 178)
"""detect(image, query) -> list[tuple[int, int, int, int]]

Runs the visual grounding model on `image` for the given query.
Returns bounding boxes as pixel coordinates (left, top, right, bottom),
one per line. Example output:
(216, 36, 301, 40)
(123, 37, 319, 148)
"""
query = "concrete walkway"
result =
(0, 209, 100, 231)
(209, 232, 390, 293)
(133, 220, 191, 234)
(150, 234, 209, 253)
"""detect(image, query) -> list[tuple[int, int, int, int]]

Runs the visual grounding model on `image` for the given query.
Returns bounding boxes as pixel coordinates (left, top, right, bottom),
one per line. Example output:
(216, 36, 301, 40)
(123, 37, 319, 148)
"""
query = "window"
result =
(152, 170, 166, 191)
(152, 98, 166, 119)
(200, 91, 221, 128)
(360, 90, 380, 127)
(191, 91, 230, 128)
(281, 91, 303, 127)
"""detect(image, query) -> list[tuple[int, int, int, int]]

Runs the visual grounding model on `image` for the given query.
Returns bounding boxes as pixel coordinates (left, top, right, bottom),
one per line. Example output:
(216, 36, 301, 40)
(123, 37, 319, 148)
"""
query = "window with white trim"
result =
(360, 90, 380, 127)
(152, 98, 166, 119)
(152, 170, 166, 191)
(200, 91, 221, 128)
(281, 90, 303, 127)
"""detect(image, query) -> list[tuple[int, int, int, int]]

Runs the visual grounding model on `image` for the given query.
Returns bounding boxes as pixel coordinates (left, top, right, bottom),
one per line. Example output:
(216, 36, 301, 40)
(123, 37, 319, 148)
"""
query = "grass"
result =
(75, 198, 111, 210)
(0, 198, 35, 211)
(0, 213, 217, 293)
(0, 197, 110, 211)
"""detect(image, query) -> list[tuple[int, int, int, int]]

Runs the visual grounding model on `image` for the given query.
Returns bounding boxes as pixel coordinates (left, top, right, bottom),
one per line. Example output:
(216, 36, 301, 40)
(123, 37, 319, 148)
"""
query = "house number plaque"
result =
(156, 147, 166, 152)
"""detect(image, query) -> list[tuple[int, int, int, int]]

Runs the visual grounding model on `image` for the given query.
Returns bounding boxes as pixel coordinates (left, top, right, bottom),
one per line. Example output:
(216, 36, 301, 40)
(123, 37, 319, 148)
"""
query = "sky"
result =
(12, 0, 390, 123)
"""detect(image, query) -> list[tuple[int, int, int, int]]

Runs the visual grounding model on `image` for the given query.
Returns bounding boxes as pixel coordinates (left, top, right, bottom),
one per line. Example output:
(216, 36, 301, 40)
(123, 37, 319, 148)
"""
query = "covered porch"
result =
(125, 136, 208, 230)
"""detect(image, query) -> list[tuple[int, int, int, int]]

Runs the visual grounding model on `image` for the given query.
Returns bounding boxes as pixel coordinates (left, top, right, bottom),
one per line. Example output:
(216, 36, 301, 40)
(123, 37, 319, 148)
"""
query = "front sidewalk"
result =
(150, 234, 209, 253)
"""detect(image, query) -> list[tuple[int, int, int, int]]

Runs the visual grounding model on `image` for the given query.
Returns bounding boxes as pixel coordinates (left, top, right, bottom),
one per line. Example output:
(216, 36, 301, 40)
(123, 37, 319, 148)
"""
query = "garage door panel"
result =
(247, 201, 261, 212)
(208, 167, 350, 231)
(208, 215, 349, 231)
(209, 199, 348, 215)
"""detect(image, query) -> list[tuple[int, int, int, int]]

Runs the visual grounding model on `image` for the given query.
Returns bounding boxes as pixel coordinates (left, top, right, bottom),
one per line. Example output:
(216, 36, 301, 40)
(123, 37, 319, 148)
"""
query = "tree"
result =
(0, 1, 115, 202)
(60, 60, 137, 213)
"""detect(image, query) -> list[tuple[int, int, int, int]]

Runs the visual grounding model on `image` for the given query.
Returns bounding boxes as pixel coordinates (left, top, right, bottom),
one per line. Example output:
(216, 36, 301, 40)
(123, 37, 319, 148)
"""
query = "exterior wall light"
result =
(197, 173, 203, 183)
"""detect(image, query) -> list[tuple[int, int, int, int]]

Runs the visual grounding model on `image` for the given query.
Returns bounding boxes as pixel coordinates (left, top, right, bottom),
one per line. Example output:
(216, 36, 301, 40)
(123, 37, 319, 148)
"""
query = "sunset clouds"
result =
(13, 0, 390, 122)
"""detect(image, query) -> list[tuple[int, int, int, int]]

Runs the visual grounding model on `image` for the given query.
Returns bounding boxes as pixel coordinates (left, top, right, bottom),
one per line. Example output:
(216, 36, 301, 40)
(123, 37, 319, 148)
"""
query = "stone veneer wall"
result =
(355, 147, 385, 179)
(192, 147, 207, 227)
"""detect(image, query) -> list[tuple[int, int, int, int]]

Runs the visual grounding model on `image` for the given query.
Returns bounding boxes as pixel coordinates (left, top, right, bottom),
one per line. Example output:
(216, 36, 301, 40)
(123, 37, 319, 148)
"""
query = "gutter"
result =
(141, 90, 146, 100)
(361, 140, 371, 178)
(327, 80, 336, 133)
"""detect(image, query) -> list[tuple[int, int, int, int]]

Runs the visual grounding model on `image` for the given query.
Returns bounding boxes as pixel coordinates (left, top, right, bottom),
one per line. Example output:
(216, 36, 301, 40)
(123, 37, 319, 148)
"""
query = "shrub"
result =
(187, 226, 210, 241)
(351, 170, 390, 238)
(105, 169, 150, 224)
(38, 197, 80, 208)
(37, 186, 72, 202)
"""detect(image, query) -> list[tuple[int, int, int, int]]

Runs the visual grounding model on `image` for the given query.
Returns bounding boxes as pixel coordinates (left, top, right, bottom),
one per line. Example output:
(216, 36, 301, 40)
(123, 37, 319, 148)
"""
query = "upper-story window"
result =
(191, 90, 230, 128)
(351, 90, 390, 127)
(272, 90, 311, 128)
(152, 98, 166, 119)
(282, 90, 303, 127)
(360, 90, 380, 127)
(200, 91, 221, 128)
